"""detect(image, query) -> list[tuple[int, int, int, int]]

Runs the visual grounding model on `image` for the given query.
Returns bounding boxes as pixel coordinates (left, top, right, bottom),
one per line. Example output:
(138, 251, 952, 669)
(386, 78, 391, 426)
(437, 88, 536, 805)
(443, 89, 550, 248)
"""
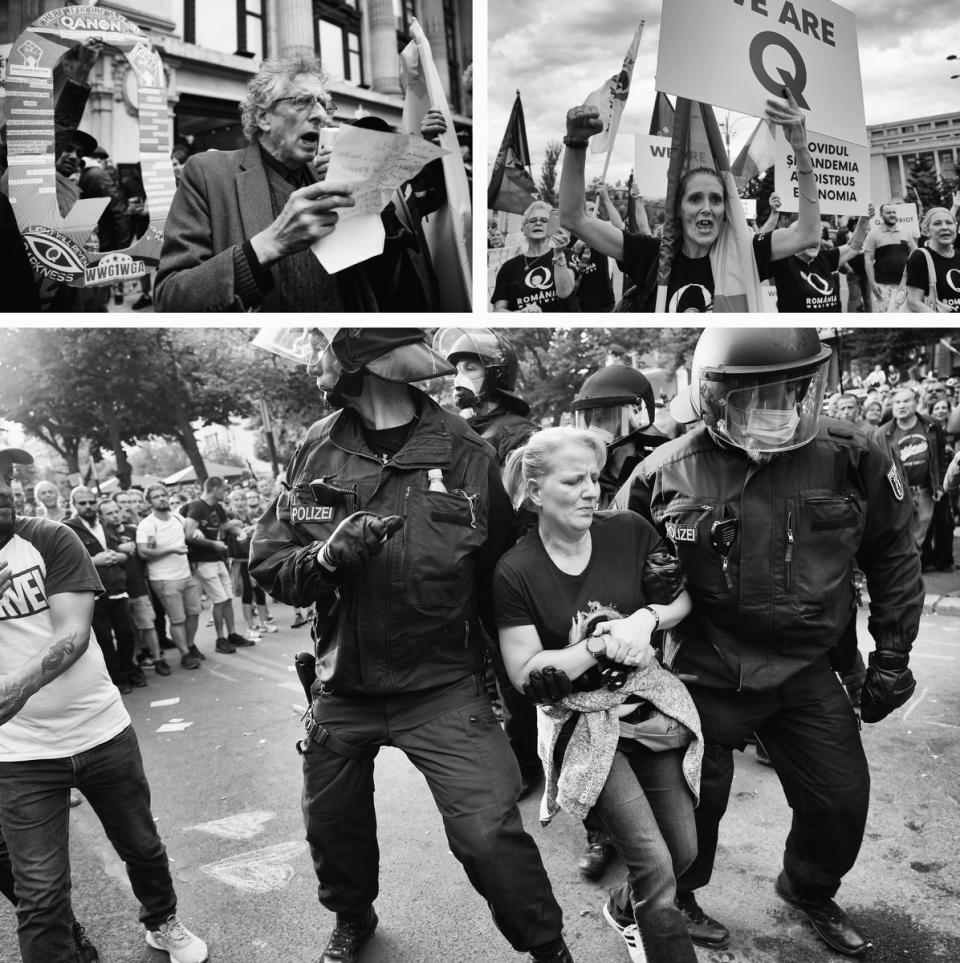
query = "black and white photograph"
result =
(1, 0, 472, 313)
(487, 0, 960, 314)
(1, 325, 959, 963)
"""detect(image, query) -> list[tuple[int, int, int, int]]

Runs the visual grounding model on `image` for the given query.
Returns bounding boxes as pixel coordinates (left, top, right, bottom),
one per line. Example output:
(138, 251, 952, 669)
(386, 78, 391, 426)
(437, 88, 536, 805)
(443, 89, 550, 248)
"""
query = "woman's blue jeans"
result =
(594, 743, 699, 963)
(0, 725, 176, 963)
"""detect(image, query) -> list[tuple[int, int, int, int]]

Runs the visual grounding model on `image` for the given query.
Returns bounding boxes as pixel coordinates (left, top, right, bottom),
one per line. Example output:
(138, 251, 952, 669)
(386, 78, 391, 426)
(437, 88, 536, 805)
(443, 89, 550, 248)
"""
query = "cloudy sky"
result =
(485, 0, 960, 192)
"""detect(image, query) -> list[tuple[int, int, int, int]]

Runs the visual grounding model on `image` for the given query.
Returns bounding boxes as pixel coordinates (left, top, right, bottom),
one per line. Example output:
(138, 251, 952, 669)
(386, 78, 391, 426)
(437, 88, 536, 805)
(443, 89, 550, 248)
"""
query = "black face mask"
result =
(454, 386, 479, 410)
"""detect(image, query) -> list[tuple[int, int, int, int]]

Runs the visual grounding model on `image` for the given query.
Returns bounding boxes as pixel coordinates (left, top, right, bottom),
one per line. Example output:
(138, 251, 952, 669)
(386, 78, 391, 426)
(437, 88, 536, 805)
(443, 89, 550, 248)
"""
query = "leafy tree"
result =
(906, 155, 941, 212)
(539, 141, 562, 208)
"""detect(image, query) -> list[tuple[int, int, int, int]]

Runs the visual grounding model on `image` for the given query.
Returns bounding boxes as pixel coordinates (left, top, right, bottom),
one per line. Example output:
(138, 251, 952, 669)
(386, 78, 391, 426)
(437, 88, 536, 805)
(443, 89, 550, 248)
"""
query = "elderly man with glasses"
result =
(156, 55, 384, 312)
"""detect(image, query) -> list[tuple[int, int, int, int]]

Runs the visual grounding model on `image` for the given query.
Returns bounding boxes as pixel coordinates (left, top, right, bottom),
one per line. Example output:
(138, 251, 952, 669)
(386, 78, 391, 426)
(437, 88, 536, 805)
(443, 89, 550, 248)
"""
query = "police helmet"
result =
(570, 365, 655, 443)
(670, 328, 832, 455)
(433, 328, 527, 411)
(253, 327, 453, 384)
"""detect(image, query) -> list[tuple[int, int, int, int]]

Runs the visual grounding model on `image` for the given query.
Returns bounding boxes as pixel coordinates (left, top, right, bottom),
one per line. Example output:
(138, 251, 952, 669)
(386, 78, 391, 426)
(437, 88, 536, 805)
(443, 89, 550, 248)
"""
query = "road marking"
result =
(909, 654, 956, 661)
(156, 721, 193, 733)
(203, 669, 239, 682)
(150, 698, 180, 707)
(201, 840, 307, 893)
(918, 720, 960, 730)
(277, 682, 302, 693)
(188, 810, 276, 840)
(901, 686, 928, 722)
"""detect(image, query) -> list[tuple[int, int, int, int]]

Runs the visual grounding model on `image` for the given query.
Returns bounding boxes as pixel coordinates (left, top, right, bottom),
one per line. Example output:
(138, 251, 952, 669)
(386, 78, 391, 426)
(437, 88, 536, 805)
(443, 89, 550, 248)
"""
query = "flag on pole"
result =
(656, 98, 764, 313)
(649, 92, 675, 137)
(487, 90, 539, 215)
(400, 19, 472, 310)
(584, 22, 644, 155)
(731, 119, 776, 189)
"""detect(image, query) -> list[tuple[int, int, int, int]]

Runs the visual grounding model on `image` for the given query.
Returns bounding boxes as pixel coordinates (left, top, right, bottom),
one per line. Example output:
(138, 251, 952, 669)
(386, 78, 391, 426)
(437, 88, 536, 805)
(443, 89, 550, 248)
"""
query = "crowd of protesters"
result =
(7, 473, 306, 696)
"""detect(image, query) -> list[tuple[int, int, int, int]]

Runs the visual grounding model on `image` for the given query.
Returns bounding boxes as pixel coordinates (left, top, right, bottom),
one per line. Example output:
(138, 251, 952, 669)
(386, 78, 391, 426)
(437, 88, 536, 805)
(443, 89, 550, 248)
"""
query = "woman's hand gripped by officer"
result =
(589, 608, 660, 669)
(249, 181, 355, 269)
(316, 511, 404, 573)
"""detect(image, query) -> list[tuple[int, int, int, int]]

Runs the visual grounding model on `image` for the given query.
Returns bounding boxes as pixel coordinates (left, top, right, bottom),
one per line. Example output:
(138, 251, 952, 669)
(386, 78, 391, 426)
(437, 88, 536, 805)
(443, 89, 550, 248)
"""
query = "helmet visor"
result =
(573, 404, 631, 443)
(433, 327, 505, 367)
(253, 327, 339, 367)
(701, 364, 829, 454)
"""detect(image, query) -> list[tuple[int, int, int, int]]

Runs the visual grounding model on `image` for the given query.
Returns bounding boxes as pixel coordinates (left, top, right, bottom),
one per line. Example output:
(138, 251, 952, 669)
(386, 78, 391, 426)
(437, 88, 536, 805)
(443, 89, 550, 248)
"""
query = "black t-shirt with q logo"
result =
(755, 232, 842, 312)
(491, 251, 567, 312)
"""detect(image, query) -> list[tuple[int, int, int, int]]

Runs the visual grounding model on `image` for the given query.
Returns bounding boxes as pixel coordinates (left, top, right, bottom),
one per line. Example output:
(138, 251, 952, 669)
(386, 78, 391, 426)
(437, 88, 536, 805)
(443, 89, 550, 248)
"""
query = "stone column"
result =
(419, 0, 450, 101)
(273, 0, 315, 59)
(367, 0, 400, 96)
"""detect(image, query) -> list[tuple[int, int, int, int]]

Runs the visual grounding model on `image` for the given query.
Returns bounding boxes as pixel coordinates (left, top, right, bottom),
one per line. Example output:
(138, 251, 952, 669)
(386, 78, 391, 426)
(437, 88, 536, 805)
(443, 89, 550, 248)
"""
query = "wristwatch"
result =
(585, 634, 607, 659)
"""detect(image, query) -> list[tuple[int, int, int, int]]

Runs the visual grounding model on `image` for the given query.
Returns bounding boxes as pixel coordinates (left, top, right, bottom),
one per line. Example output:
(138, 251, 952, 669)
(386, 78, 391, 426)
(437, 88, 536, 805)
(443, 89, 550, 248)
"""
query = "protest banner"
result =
(869, 202, 919, 236)
(400, 18, 472, 310)
(776, 130, 870, 215)
(634, 133, 713, 197)
(488, 91, 538, 214)
(584, 22, 644, 155)
(656, 0, 867, 147)
(4, 5, 177, 305)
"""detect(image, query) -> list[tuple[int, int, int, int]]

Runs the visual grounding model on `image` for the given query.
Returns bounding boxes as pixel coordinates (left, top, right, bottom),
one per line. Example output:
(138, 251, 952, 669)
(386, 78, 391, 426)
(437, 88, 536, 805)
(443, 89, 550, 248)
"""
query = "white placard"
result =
(742, 198, 757, 219)
(634, 134, 714, 197)
(867, 203, 919, 238)
(776, 131, 871, 215)
(656, 0, 867, 147)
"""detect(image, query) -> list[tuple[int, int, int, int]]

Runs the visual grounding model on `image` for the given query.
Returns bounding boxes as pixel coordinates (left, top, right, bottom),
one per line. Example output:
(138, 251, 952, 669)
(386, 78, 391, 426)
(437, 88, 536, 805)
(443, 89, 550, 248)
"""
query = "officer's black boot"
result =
(319, 906, 378, 963)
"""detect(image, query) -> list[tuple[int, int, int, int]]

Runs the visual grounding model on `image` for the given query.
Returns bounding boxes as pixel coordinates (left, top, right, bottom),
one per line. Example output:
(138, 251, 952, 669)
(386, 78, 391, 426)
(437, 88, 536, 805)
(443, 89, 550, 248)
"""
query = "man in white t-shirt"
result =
(0, 447, 207, 963)
(135, 484, 205, 669)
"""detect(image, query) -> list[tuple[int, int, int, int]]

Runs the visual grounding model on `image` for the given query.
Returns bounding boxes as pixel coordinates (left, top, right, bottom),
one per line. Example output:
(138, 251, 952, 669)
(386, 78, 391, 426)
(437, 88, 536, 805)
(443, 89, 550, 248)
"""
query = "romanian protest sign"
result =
(4, 5, 177, 303)
(776, 131, 870, 215)
(656, 0, 866, 147)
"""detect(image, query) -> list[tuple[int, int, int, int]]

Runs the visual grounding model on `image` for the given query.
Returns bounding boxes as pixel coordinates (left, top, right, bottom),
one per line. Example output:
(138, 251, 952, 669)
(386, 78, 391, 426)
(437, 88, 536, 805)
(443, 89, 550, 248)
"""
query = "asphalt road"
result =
(0, 605, 958, 963)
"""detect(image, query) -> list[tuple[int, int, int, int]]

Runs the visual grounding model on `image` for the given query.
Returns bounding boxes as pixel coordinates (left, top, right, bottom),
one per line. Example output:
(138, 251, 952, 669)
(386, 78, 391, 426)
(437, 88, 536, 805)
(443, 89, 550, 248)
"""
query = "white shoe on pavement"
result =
(145, 915, 208, 963)
(602, 899, 647, 963)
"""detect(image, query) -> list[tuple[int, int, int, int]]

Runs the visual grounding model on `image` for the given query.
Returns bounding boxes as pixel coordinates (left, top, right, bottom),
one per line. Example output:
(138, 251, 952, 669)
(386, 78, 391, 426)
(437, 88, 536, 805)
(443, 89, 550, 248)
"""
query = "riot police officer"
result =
(615, 328, 923, 958)
(435, 327, 538, 464)
(571, 364, 669, 509)
(249, 328, 576, 963)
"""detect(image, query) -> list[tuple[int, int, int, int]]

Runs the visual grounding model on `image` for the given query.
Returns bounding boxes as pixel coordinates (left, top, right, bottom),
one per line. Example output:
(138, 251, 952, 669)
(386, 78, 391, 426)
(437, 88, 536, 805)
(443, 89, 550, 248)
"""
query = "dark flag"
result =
(656, 98, 764, 312)
(626, 171, 640, 235)
(649, 92, 675, 138)
(487, 91, 539, 214)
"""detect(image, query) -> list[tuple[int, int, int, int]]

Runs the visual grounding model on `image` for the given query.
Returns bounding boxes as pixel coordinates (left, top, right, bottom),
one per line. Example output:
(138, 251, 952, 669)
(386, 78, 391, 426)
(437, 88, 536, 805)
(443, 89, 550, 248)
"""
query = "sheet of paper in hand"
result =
(312, 125, 446, 273)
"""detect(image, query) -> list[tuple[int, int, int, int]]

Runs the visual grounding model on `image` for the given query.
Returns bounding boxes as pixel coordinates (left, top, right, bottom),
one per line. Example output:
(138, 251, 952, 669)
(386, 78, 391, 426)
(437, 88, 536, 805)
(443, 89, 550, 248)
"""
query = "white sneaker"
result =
(246, 629, 262, 641)
(145, 915, 208, 963)
(603, 899, 647, 963)
(258, 621, 278, 633)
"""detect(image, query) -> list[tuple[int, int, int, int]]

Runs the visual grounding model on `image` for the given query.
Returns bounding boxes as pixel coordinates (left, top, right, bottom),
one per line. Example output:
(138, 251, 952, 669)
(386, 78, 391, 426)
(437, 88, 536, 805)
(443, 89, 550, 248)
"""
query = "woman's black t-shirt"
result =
(621, 231, 767, 312)
(493, 511, 664, 688)
(905, 247, 960, 312)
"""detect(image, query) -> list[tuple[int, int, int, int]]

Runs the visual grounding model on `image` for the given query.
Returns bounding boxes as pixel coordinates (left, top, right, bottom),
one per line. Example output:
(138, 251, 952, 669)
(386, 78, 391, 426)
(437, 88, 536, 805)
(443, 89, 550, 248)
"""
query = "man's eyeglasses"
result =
(525, 217, 550, 225)
(274, 94, 337, 115)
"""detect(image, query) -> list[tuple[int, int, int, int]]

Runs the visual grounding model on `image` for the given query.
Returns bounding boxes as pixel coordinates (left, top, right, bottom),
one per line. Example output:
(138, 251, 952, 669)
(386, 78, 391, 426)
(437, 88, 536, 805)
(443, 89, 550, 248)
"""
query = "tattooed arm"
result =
(0, 591, 94, 726)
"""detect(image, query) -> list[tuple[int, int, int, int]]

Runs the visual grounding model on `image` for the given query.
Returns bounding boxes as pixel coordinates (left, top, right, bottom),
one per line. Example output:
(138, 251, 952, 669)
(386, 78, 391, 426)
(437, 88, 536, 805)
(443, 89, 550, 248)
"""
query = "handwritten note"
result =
(312, 125, 445, 273)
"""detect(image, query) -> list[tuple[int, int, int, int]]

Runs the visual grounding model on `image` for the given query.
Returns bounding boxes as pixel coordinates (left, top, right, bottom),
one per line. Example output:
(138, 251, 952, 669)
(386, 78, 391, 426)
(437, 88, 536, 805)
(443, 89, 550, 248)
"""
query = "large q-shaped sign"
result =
(3, 6, 177, 299)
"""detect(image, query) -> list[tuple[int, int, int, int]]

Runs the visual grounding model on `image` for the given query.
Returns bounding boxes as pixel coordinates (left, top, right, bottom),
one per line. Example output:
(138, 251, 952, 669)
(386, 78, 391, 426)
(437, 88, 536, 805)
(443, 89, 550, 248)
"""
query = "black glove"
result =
(522, 667, 572, 705)
(860, 650, 916, 723)
(597, 658, 630, 692)
(641, 549, 687, 605)
(319, 512, 404, 572)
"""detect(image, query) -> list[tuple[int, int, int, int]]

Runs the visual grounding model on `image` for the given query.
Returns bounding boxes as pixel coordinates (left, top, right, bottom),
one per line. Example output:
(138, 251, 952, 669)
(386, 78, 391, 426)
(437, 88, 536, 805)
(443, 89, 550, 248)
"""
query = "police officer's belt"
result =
(303, 713, 376, 760)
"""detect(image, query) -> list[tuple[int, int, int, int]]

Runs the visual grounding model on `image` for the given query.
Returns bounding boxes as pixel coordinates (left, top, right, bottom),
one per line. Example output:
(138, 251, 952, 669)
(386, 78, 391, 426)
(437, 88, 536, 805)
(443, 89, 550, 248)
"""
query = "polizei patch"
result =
(291, 505, 335, 524)
(666, 522, 697, 543)
(886, 464, 904, 501)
